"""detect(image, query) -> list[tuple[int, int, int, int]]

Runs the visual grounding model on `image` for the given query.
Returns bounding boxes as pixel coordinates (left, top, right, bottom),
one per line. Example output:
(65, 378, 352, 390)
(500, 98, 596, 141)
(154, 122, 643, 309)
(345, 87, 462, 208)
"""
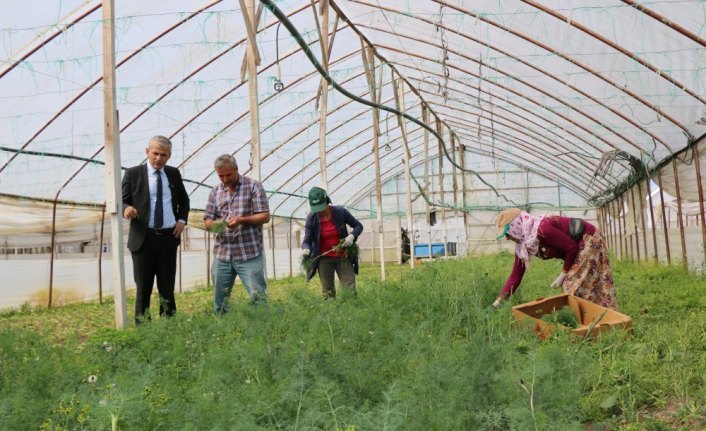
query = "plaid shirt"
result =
(204, 175, 269, 261)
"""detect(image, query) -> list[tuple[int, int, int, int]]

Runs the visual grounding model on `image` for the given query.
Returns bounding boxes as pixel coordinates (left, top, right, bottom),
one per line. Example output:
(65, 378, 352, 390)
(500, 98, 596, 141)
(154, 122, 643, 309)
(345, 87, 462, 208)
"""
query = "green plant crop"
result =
(209, 220, 227, 234)
(0, 256, 704, 430)
(541, 306, 579, 328)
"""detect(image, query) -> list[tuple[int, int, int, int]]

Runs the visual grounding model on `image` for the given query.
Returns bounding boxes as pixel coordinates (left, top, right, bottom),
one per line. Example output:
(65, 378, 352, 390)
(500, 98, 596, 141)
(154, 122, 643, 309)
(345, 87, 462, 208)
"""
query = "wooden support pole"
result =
(615, 199, 624, 259)
(103, 0, 127, 328)
(98, 204, 106, 303)
(620, 194, 631, 260)
(459, 143, 468, 254)
(436, 118, 447, 258)
(450, 133, 459, 255)
(239, 4, 263, 81)
(629, 186, 641, 261)
(646, 177, 658, 262)
(637, 181, 648, 260)
(361, 40, 385, 279)
(206, 230, 211, 286)
(317, 0, 329, 188)
(606, 201, 612, 254)
(288, 218, 293, 278)
(396, 178, 402, 264)
(657, 170, 671, 264)
(423, 107, 433, 260)
(597, 206, 604, 235)
(269, 222, 276, 280)
(614, 200, 621, 257)
(693, 143, 706, 266)
(239, 0, 262, 180)
(672, 159, 688, 270)
(394, 75, 415, 268)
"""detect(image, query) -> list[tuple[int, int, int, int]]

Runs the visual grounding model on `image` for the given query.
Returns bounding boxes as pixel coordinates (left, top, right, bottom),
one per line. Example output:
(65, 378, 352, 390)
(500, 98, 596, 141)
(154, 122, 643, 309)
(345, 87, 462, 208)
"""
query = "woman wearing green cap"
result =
(302, 187, 364, 298)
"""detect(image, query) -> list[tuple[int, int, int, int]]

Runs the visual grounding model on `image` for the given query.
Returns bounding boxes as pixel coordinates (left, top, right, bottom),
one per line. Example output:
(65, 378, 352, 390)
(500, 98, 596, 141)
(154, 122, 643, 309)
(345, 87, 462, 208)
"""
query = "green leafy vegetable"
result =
(209, 220, 228, 234)
(541, 306, 579, 329)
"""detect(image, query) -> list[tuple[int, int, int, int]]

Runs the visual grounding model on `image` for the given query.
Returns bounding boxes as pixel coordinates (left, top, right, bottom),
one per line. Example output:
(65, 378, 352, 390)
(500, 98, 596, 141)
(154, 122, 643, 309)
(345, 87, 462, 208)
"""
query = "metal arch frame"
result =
(434, 112, 601, 189)
(0, 2, 102, 80)
(339, 127, 587, 214)
(186, 49, 365, 196)
(408, 78, 614, 188)
(352, 19, 672, 153)
(266, 90, 595, 217)
(5, 0, 701, 217)
(622, 0, 706, 47)
(267, 93, 403, 215)
(279, 106, 596, 218)
(0, 0, 226, 175)
(343, 0, 690, 137)
(366, 36, 646, 156)
(371, 44, 631, 170)
(346, 148, 585, 214)
(430, 0, 696, 134)
(262, 66, 605, 216)
(25, 2, 317, 203)
(520, 0, 706, 108)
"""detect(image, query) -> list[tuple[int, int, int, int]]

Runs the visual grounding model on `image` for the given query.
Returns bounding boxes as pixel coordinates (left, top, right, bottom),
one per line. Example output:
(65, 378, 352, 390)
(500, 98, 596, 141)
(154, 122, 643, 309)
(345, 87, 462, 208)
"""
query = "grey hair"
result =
(214, 154, 237, 169)
(149, 135, 172, 150)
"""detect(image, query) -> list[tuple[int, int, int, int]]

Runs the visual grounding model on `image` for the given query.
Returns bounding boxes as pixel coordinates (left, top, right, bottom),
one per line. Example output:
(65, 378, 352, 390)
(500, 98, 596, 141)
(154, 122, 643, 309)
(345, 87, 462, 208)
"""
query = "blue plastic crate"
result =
(414, 242, 456, 257)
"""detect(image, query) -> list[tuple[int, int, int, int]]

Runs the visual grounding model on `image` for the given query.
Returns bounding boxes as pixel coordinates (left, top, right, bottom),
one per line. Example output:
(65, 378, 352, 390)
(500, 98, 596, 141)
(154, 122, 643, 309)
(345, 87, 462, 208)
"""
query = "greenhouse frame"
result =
(1, 0, 705, 324)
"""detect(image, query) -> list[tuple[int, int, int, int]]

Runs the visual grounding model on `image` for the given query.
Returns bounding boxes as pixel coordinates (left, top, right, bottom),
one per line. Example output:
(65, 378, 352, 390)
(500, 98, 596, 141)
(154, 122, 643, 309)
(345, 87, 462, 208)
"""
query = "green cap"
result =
(308, 187, 329, 213)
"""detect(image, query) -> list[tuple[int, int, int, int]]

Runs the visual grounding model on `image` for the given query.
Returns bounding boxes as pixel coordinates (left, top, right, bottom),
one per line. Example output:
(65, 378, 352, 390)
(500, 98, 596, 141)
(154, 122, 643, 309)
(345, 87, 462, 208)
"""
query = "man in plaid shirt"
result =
(204, 154, 270, 313)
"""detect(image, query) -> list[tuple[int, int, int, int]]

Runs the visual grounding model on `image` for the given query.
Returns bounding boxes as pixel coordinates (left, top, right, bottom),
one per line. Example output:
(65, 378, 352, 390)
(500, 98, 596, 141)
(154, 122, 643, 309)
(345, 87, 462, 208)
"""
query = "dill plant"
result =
(0, 256, 704, 430)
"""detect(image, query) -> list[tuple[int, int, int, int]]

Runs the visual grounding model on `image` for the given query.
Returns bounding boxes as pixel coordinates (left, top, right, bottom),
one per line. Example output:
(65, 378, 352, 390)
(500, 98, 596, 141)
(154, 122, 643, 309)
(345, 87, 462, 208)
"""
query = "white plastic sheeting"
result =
(1, 1, 704, 217)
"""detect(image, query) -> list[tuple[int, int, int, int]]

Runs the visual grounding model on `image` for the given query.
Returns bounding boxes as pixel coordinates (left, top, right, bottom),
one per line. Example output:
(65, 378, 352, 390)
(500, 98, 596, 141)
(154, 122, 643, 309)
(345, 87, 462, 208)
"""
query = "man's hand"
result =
(551, 272, 567, 289)
(343, 234, 355, 247)
(172, 222, 186, 237)
(302, 249, 311, 257)
(226, 216, 240, 229)
(123, 205, 138, 220)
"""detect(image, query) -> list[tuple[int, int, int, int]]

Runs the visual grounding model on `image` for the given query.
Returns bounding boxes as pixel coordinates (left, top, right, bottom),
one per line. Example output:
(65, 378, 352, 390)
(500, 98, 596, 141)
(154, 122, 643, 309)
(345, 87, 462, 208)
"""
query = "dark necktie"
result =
(154, 170, 163, 228)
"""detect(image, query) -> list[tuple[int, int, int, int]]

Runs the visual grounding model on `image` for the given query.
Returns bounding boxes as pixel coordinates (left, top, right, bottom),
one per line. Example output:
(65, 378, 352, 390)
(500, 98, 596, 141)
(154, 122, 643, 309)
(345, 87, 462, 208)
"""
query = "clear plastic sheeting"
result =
(1, 1, 705, 216)
(1, 1, 706, 309)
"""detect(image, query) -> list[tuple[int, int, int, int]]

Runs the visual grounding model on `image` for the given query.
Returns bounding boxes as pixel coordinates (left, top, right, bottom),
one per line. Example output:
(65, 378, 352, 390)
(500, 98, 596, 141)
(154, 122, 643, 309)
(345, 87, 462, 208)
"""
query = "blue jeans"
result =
(212, 253, 267, 313)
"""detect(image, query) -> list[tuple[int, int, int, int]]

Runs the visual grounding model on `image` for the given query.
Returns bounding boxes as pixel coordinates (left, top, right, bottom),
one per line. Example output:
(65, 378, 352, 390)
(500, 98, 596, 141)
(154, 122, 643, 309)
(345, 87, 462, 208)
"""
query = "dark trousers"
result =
(317, 256, 356, 299)
(131, 231, 179, 324)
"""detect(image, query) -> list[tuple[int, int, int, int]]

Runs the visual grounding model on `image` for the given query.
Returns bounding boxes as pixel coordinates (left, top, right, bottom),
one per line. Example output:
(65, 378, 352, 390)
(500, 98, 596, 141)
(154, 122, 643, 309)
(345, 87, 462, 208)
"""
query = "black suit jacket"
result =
(122, 164, 190, 252)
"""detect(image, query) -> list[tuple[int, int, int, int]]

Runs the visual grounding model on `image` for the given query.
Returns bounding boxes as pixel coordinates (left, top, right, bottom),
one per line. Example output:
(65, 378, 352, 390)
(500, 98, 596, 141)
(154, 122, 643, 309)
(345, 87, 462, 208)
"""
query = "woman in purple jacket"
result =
(492, 208, 617, 310)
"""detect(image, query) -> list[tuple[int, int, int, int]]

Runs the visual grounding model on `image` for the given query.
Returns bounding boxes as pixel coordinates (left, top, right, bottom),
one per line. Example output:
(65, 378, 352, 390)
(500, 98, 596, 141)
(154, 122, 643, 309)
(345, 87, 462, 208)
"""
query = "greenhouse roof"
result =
(1, 0, 705, 218)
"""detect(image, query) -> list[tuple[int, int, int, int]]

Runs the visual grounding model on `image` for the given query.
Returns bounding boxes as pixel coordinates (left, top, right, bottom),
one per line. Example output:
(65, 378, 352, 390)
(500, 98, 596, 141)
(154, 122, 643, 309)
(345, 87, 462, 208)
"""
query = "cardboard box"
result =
(512, 293, 633, 339)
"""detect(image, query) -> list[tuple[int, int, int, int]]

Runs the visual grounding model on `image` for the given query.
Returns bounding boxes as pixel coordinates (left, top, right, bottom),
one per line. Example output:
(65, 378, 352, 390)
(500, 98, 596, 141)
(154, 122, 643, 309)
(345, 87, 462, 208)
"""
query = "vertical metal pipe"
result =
(646, 177, 659, 263)
(672, 159, 688, 270)
(657, 169, 671, 264)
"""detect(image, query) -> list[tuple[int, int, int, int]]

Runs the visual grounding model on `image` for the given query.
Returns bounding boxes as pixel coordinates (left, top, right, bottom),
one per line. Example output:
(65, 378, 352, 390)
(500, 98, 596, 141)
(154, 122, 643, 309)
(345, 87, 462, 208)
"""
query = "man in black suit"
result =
(122, 135, 190, 324)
